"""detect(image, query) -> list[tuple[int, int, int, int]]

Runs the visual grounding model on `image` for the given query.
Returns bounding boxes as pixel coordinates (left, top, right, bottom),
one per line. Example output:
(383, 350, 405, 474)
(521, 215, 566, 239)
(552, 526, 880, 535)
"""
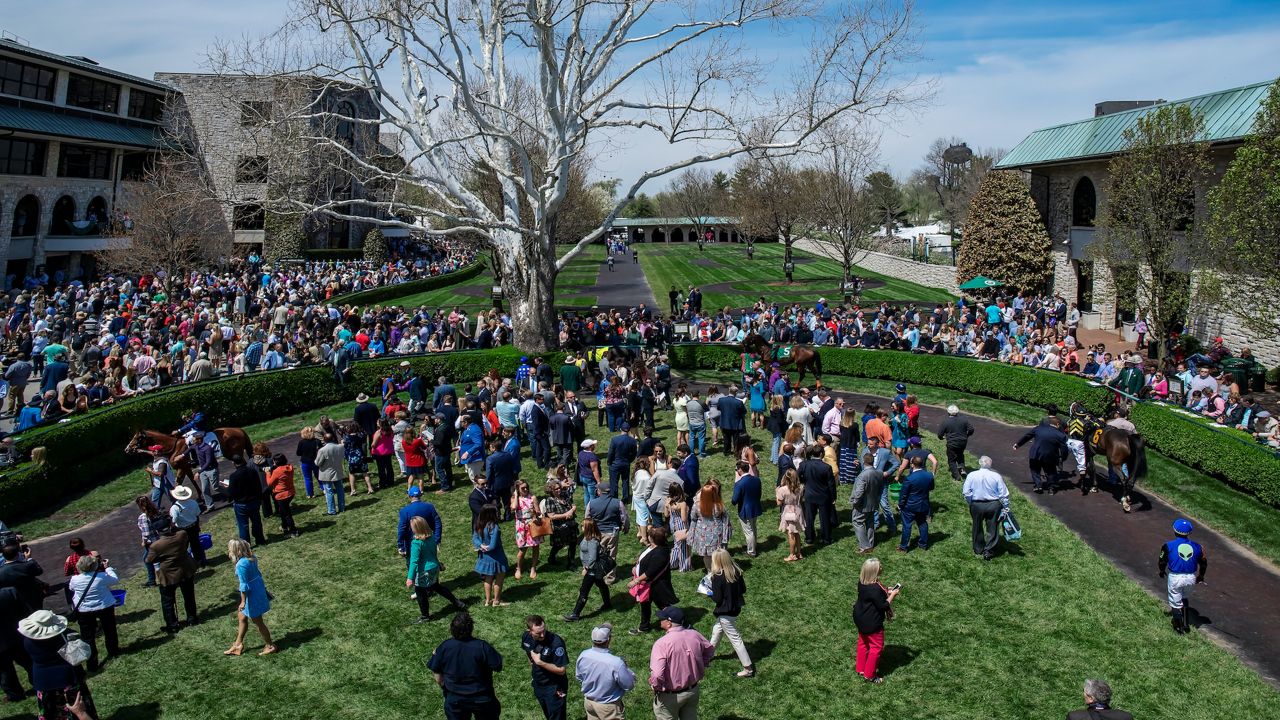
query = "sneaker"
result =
(867, 676, 884, 684)
(411, 616, 430, 624)
(736, 668, 756, 678)
(409, 592, 417, 600)
(628, 627, 650, 636)
(562, 614, 581, 622)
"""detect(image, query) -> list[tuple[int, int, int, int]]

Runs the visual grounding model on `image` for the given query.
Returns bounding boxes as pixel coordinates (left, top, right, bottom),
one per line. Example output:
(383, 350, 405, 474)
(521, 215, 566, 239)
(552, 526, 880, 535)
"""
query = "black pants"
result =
(260, 488, 274, 518)
(530, 434, 551, 469)
(276, 497, 297, 533)
(946, 445, 966, 480)
(547, 530, 578, 568)
(179, 520, 206, 566)
(78, 607, 119, 671)
(1029, 457, 1059, 491)
(969, 500, 1002, 557)
(159, 578, 198, 629)
(494, 486, 514, 521)
(415, 582, 464, 618)
(804, 500, 835, 544)
(572, 573, 611, 616)
(0, 644, 32, 701)
(444, 692, 501, 720)
(554, 444, 573, 469)
(374, 455, 395, 488)
(534, 685, 568, 720)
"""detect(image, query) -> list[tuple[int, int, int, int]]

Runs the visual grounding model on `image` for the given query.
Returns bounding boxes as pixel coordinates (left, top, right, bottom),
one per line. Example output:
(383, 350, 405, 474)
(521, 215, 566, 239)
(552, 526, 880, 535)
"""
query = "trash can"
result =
(111, 589, 127, 607)
(889, 483, 902, 504)
(1220, 358, 1250, 388)
(1250, 363, 1268, 393)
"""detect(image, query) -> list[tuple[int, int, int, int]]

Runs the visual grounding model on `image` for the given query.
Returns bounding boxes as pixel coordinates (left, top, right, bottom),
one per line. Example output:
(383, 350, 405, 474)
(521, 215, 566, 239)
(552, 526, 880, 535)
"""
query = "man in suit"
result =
(549, 403, 575, 469)
(0, 541, 44, 613)
(606, 423, 639, 503)
(527, 394, 552, 470)
(716, 388, 748, 456)
(730, 461, 763, 557)
(676, 444, 700, 501)
(1013, 416, 1070, 494)
(485, 438, 519, 521)
(936, 404, 975, 481)
(1066, 679, 1133, 720)
(799, 445, 836, 546)
(850, 455, 885, 553)
(896, 455, 935, 552)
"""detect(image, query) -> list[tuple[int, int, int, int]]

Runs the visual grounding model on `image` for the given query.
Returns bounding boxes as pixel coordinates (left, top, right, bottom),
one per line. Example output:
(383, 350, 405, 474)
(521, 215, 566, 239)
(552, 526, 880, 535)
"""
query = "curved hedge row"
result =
(668, 344, 1280, 507)
(329, 257, 488, 307)
(1, 346, 544, 519)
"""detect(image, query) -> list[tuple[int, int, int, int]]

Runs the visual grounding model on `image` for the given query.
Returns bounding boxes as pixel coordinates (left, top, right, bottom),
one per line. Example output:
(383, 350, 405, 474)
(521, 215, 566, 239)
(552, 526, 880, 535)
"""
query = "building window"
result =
(0, 137, 48, 176)
(66, 74, 121, 113)
(120, 151, 156, 181)
(51, 195, 77, 235)
(58, 144, 113, 179)
(335, 100, 357, 146)
(127, 88, 165, 121)
(235, 156, 269, 184)
(240, 101, 273, 126)
(0, 58, 56, 101)
(11, 195, 39, 237)
(233, 203, 265, 230)
(87, 196, 109, 224)
(1072, 177, 1096, 227)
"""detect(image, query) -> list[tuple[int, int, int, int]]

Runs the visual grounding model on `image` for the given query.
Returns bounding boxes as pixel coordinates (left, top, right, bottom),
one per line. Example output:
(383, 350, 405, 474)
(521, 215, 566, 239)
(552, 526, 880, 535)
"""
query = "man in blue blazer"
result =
(676, 444, 700, 501)
(716, 388, 748, 456)
(396, 486, 443, 560)
(731, 460, 763, 557)
(484, 437, 519, 521)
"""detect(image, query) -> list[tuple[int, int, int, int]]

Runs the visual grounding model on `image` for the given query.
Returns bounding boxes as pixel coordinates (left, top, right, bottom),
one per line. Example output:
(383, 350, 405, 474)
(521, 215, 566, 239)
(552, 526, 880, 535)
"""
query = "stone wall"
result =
(795, 239, 960, 294)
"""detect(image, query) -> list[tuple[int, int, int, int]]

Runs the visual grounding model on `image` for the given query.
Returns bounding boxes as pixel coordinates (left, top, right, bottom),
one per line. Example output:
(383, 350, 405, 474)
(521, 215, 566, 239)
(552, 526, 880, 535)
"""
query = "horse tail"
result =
(813, 346, 823, 378)
(1128, 433, 1147, 479)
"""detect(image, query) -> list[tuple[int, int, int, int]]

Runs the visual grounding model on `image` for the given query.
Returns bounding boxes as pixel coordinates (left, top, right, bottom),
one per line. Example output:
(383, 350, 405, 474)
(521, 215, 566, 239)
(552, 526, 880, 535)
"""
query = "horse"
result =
(126, 427, 253, 505)
(741, 333, 823, 386)
(1082, 422, 1148, 513)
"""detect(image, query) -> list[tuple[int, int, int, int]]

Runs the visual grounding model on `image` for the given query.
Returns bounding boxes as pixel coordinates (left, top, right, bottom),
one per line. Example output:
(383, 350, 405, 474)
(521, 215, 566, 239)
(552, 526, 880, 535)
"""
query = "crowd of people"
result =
(0, 238, 480, 432)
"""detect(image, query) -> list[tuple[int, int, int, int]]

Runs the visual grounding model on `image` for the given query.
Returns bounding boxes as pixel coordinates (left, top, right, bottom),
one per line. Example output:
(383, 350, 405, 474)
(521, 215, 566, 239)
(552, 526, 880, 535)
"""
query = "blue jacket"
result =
(397, 500, 442, 552)
(717, 395, 747, 432)
(678, 454, 700, 500)
(1014, 424, 1069, 462)
(485, 449, 518, 492)
(898, 470, 935, 514)
(731, 474, 763, 520)
(458, 424, 485, 466)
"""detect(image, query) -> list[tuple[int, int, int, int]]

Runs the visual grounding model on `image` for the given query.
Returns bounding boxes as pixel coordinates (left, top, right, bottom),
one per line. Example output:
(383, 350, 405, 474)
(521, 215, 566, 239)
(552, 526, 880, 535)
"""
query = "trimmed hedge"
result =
(1, 347, 555, 519)
(329, 257, 488, 307)
(669, 344, 1280, 507)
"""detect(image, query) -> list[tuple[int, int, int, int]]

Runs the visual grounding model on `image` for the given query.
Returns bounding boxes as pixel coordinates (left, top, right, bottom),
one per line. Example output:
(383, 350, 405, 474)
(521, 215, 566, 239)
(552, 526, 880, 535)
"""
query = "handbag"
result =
(696, 573, 715, 598)
(628, 559, 668, 603)
(528, 516, 554, 539)
(780, 502, 800, 524)
(1000, 508, 1022, 542)
(58, 632, 93, 667)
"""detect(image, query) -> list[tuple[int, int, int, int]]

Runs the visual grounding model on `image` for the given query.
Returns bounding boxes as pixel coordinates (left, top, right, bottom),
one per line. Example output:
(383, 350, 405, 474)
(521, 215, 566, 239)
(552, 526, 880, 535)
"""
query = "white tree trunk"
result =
(495, 230, 558, 352)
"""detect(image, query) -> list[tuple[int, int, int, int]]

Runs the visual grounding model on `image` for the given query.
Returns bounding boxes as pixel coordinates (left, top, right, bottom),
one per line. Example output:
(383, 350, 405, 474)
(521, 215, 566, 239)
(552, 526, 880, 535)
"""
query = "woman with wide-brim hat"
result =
(18, 609, 98, 719)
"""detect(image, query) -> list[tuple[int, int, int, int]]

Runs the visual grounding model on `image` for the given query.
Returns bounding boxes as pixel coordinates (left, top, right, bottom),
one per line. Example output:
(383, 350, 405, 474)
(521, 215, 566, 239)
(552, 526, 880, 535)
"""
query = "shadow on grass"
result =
(275, 626, 323, 652)
(344, 496, 385, 511)
(107, 702, 163, 720)
(116, 608, 155, 624)
(879, 644, 919, 677)
(500, 580, 546, 602)
(745, 637, 777, 662)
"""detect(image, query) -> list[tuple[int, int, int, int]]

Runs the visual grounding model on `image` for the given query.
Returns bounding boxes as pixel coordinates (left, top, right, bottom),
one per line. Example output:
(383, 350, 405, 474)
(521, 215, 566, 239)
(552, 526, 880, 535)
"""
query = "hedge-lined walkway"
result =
(23, 381, 1280, 685)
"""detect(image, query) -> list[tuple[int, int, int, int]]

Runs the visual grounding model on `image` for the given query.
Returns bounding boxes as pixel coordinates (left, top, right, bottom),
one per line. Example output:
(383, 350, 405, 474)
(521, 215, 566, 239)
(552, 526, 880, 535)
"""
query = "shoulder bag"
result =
(64, 567, 99, 623)
(528, 505, 554, 539)
(59, 568, 98, 666)
(628, 554, 668, 603)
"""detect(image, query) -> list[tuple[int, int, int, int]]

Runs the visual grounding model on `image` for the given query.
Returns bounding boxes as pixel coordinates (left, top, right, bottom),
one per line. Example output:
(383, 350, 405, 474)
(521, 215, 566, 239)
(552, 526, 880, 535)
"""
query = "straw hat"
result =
(171, 486, 193, 501)
(18, 610, 68, 641)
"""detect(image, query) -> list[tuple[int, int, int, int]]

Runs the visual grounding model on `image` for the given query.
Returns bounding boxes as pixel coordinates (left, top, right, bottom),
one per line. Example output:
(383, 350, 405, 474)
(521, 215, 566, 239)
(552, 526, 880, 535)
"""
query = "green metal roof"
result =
(609, 216, 738, 227)
(996, 79, 1274, 169)
(0, 103, 165, 148)
(0, 39, 174, 92)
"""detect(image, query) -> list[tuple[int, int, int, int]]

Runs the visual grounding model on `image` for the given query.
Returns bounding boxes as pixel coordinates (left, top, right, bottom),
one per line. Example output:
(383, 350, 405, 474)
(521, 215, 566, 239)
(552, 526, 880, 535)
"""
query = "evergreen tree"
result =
(955, 170, 1052, 292)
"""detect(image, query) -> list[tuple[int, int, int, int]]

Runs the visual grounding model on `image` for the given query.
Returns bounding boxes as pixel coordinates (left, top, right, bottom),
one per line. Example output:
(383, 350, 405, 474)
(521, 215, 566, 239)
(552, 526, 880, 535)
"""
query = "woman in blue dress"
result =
(889, 400, 910, 457)
(225, 538, 276, 656)
(748, 373, 767, 428)
(472, 505, 509, 607)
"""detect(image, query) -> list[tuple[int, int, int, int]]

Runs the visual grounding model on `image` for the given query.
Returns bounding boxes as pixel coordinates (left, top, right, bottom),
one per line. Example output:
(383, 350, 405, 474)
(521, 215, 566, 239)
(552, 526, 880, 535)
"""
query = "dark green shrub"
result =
(329, 257, 487, 307)
(0, 347, 557, 519)
(363, 228, 389, 263)
(263, 212, 306, 264)
(668, 344, 1280, 506)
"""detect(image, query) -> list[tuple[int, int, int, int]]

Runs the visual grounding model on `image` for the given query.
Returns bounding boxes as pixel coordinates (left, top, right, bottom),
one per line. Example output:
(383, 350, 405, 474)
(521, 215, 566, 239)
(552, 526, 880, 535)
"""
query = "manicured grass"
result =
(14, 401, 355, 541)
(639, 243, 956, 310)
(383, 245, 608, 311)
(48, 394, 1279, 719)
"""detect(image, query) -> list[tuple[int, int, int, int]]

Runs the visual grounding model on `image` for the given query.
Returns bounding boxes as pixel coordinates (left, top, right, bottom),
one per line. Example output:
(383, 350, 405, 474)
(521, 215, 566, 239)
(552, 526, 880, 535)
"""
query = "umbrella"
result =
(959, 276, 1004, 290)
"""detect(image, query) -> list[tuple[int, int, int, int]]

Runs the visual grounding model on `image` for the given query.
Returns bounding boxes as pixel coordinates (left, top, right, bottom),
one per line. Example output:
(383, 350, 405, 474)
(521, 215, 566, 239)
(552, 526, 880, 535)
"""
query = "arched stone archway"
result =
(12, 195, 39, 237)
(51, 195, 76, 235)
(1072, 177, 1096, 227)
(87, 196, 109, 225)
(671, 227, 685, 243)
(652, 228, 666, 243)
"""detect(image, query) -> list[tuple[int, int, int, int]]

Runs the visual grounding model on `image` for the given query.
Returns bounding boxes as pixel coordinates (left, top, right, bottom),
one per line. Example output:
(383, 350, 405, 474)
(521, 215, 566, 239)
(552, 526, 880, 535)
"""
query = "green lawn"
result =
(639, 243, 956, 310)
(35, 396, 1278, 719)
(385, 245, 607, 310)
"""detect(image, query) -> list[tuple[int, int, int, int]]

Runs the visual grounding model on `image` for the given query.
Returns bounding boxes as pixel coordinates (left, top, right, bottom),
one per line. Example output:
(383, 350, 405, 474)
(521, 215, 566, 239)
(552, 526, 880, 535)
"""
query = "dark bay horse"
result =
(741, 334, 824, 386)
(126, 427, 252, 504)
(1083, 424, 1148, 513)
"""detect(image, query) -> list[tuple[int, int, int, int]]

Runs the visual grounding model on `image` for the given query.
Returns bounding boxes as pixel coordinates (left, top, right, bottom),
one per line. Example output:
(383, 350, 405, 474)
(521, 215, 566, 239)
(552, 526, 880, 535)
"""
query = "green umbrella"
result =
(959, 275, 1004, 290)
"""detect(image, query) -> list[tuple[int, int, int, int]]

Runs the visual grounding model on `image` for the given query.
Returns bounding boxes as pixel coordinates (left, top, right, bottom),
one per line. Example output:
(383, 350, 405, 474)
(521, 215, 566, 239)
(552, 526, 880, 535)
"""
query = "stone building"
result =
(154, 72, 382, 254)
(608, 216, 744, 243)
(997, 79, 1279, 366)
(0, 38, 171, 283)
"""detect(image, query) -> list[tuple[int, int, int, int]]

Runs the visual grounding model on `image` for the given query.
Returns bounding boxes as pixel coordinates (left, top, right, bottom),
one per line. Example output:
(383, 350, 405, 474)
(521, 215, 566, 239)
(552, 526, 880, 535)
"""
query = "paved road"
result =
(589, 246, 657, 310)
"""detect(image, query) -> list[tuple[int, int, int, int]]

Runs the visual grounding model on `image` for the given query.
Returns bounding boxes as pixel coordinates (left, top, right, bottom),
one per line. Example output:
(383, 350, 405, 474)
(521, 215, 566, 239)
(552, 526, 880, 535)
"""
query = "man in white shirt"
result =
(962, 456, 1010, 561)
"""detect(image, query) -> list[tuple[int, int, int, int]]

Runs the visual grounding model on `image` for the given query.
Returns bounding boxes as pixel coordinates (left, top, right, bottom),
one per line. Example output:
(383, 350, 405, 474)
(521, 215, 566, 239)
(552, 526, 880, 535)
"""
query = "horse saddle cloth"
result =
(774, 345, 794, 360)
(1089, 428, 1104, 451)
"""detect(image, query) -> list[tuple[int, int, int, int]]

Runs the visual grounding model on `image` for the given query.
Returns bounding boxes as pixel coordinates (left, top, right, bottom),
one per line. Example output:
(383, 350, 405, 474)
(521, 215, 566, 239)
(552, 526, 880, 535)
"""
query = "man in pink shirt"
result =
(822, 397, 845, 437)
(648, 607, 715, 720)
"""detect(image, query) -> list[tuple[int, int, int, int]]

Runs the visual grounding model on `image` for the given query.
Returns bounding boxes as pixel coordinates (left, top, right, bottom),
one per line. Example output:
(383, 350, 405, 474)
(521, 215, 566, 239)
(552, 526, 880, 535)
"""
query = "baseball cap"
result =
(896, 383, 906, 392)
(408, 486, 422, 497)
(580, 438, 598, 448)
(908, 436, 922, 447)
(591, 623, 613, 643)
(1173, 518, 1194, 535)
(657, 606, 685, 625)
(620, 422, 631, 431)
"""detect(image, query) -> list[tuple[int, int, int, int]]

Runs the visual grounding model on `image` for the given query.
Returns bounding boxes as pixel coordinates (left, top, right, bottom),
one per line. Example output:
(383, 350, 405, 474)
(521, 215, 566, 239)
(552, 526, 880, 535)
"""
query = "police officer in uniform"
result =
(428, 612, 504, 719)
(520, 615, 569, 720)
(1158, 518, 1208, 634)
(1013, 416, 1069, 494)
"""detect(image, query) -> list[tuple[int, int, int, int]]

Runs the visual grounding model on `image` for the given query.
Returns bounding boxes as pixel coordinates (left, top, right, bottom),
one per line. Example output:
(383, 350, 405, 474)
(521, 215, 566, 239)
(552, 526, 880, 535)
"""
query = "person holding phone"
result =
(853, 557, 900, 684)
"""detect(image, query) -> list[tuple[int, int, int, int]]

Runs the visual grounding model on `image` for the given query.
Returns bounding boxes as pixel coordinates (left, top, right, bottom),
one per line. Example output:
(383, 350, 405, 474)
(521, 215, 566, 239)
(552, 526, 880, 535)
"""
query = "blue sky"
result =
(6, 0, 1279, 185)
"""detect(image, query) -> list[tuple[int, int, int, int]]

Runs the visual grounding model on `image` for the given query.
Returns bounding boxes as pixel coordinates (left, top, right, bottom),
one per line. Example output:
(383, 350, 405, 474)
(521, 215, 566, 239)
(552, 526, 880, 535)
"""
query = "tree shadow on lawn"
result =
(107, 702, 163, 720)
(343, 496, 385, 512)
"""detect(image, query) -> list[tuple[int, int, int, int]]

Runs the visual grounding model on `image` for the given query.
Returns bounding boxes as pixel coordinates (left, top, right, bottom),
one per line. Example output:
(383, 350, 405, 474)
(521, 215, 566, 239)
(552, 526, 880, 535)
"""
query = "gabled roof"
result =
(996, 79, 1274, 169)
(609, 216, 738, 227)
(0, 39, 174, 93)
(0, 103, 165, 148)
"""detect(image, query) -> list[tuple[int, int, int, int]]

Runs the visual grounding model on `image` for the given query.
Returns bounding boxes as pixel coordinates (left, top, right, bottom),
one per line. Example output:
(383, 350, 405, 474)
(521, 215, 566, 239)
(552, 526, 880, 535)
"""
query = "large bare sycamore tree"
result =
(221, 0, 922, 350)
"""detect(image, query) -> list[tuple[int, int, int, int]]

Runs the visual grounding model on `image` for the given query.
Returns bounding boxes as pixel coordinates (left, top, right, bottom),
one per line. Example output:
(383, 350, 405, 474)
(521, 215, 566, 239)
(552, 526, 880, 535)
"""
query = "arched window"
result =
(671, 227, 685, 243)
(1072, 177, 1096, 227)
(11, 195, 39, 237)
(51, 195, 76, 235)
(335, 101, 357, 146)
(87, 196, 108, 224)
